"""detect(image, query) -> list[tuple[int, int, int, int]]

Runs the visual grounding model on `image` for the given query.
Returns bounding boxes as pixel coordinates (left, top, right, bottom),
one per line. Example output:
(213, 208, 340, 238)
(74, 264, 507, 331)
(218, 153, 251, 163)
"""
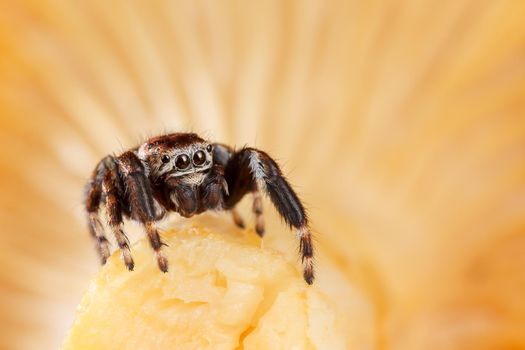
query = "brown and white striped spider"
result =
(84, 133, 314, 284)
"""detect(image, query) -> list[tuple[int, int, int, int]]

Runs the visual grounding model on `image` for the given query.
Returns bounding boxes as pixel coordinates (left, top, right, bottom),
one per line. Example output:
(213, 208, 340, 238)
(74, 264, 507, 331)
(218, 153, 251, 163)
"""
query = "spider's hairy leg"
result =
(248, 149, 314, 284)
(230, 208, 245, 229)
(225, 148, 315, 285)
(210, 143, 247, 228)
(84, 156, 113, 264)
(213, 143, 246, 229)
(101, 160, 134, 270)
(252, 188, 265, 237)
(118, 152, 168, 272)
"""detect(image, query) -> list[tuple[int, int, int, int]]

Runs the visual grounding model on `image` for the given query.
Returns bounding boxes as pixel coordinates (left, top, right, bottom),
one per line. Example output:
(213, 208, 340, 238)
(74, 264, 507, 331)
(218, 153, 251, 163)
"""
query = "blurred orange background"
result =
(1, 1, 525, 349)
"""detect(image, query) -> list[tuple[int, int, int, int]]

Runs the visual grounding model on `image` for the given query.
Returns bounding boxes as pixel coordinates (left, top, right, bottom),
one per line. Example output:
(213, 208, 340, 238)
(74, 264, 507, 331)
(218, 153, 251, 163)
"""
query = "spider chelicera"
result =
(84, 133, 314, 284)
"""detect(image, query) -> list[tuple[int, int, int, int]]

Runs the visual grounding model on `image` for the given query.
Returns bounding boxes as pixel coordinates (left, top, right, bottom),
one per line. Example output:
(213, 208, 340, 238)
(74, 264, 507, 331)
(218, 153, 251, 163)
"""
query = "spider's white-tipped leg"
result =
(222, 147, 315, 284)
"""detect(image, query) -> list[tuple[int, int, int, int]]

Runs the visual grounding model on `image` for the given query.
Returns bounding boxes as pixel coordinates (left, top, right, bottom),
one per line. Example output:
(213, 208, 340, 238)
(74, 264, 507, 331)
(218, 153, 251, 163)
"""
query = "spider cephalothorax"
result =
(84, 132, 315, 284)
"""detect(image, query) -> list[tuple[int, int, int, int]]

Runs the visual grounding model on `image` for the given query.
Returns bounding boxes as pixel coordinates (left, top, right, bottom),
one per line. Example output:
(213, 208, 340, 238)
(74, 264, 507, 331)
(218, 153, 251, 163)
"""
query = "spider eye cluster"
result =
(158, 144, 212, 172)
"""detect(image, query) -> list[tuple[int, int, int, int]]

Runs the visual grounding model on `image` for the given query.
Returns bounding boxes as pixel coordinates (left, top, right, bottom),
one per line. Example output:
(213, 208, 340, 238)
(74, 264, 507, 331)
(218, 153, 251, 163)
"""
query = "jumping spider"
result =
(84, 133, 314, 284)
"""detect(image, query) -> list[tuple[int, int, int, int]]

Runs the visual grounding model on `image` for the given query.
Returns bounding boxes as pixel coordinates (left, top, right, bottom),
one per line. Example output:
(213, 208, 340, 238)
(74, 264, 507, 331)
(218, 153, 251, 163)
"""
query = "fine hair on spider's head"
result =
(137, 133, 214, 181)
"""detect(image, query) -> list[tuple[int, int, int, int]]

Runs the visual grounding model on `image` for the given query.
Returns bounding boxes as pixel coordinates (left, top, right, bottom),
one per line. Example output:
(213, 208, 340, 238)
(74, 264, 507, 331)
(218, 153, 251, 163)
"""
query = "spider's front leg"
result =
(118, 152, 168, 272)
(223, 147, 315, 284)
(84, 156, 113, 264)
(101, 158, 134, 270)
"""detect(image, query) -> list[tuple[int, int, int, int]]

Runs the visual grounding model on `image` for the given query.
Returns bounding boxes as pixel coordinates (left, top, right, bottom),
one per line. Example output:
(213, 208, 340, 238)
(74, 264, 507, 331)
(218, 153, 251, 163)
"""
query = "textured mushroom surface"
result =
(62, 217, 373, 350)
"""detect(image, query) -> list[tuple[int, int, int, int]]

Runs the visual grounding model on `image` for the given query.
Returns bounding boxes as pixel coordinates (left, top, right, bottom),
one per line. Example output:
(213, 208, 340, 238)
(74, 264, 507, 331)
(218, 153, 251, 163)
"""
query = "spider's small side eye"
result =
(161, 155, 170, 164)
(175, 154, 190, 169)
(206, 144, 213, 152)
(193, 150, 206, 166)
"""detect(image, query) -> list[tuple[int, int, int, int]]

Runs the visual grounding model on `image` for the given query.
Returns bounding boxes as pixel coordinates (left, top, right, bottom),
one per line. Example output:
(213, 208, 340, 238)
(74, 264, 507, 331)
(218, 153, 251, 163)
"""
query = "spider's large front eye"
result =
(193, 150, 206, 166)
(161, 155, 170, 164)
(175, 154, 190, 169)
